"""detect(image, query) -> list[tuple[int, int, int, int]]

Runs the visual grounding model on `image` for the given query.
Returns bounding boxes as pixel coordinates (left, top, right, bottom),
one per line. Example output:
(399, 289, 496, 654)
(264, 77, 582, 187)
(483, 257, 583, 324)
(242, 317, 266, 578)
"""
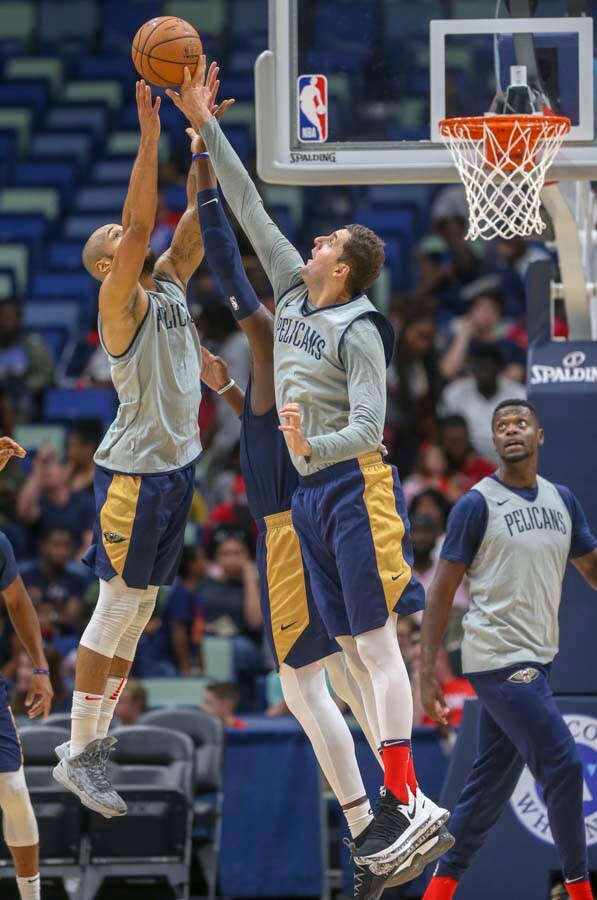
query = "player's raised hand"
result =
(0, 436, 25, 473)
(26, 671, 53, 720)
(200, 346, 231, 392)
(136, 79, 161, 141)
(278, 403, 312, 458)
(420, 671, 451, 726)
(166, 56, 213, 129)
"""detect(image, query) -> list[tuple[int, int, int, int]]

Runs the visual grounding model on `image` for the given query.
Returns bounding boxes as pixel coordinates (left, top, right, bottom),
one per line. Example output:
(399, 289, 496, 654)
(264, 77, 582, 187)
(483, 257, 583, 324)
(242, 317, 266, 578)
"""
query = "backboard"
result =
(255, 0, 597, 185)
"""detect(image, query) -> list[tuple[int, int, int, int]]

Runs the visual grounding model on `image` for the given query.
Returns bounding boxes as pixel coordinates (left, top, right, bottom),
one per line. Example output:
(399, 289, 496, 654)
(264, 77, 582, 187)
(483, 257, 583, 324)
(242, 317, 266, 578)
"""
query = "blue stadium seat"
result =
(31, 271, 95, 304)
(45, 106, 108, 140)
(12, 161, 77, 198)
(63, 215, 114, 240)
(38, 0, 98, 52)
(0, 215, 46, 260)
(30, 133, 93, 166)
(47, 241, 85, 271)
(0, 132, 17, 184)
(43, 388, 117, 430)
(23, 300, 81, 331)
(219, 75, 257, 103)
(0, 81, 50, 118)
(165, 185, 187, 214)
(101, 1, 163, 53)
(77, 56, 134, 85)
(230, 0, 267, 41)
(91, 159, 134, 184)
(315, 3, 378, 44)
(75, 186, 127, 214)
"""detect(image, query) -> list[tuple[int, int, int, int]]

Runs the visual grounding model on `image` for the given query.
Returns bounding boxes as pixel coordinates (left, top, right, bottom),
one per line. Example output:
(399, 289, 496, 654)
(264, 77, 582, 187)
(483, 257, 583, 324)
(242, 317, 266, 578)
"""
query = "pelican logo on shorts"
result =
(508, 667, 540, 684)
(103, 531, 126, 544)
(298, 74, 328, 142)
(511, 713, 597, 846)
(229, 296, 239, 312)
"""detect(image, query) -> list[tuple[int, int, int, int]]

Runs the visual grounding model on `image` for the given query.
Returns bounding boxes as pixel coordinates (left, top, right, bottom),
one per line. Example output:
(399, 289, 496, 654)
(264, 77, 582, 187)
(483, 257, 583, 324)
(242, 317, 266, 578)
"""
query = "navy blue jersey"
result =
(0, 532, 17, 591)
(240, 380, 298, 520)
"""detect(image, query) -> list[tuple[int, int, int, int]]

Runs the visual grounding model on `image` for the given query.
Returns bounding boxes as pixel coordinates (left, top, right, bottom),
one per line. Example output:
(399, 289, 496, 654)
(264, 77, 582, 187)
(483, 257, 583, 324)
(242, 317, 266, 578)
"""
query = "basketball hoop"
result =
(439, 113, 571, 241)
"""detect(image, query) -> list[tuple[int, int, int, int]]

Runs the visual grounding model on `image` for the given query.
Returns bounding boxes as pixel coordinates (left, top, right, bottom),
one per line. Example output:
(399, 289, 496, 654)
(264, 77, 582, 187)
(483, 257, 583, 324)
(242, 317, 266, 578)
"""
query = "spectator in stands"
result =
(158, 545, 207, 676)
(409, 488, 453, 537)
(114, 678, 147, 727)
(201, 681, 245, 729)
(10, 645, 69, 717)
(16, 445, 95, 555)
(402, 444, 463, 506)
(65, 420, 103, 495)
(202, 527, 262, 640)
(440, 277, 527, 383)
(438, 414, 495, 491)
(207, 472, 254, 538)
(412, 236, 462, 322)
(439, 343, 526, 462)
(495, 235, 551, 318)
(386, 307, 441, 476)
(410, 513, 469, 615)
(19, 527, 90, 641)
(0, 297, 54, 421)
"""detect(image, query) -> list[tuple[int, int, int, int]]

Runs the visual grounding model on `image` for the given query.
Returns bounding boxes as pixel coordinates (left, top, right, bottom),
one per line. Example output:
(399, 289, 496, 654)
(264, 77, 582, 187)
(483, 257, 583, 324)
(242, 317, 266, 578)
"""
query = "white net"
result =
(439, 115, 570, 241)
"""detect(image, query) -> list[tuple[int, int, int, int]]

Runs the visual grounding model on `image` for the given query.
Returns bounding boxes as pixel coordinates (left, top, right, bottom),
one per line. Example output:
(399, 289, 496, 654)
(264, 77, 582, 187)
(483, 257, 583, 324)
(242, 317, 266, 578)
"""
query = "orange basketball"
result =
(132, 17, 203, 88)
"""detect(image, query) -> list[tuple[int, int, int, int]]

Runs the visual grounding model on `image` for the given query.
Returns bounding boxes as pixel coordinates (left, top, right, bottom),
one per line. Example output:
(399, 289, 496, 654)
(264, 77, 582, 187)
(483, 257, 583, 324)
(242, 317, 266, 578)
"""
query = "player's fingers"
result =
(166, 89, 182, 108)
(185, 127, 198, 140)
(279, 402, 300, 412)
(198, 54, 207, 84)
(153, 95, 161, 113)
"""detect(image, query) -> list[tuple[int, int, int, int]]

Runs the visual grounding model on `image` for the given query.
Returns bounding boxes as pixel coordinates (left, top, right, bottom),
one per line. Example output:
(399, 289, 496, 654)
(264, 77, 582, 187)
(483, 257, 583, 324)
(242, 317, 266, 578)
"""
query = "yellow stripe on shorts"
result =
(359, 453, 412, 615)
(264, 510, 310, 664)
(100, 474, 142, 576)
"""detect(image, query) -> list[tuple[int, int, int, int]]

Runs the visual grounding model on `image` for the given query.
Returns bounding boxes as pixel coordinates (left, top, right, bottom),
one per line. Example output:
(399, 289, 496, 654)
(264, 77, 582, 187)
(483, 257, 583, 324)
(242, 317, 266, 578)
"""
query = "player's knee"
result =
(114, 596, 157, 661)
(280, 662, 325, 713)
(0, 769, 38, 848)
(324, 653, 349, 702)
(81, 580, 157, 659)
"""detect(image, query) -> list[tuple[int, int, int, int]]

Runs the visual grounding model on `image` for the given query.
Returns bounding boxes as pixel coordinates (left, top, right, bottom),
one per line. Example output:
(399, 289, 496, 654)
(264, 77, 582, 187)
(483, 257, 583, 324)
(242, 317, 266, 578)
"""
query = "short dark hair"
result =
(205, 682, 240, 705)
(469, 342, 503, 367)
(491, 399, 539, 428)
(70, 419, 103, 447)
(339, 224, 385, 296)
(439, 414, 469, 434)
(40, 526, 75, 545)
(178, 544, 203, 578)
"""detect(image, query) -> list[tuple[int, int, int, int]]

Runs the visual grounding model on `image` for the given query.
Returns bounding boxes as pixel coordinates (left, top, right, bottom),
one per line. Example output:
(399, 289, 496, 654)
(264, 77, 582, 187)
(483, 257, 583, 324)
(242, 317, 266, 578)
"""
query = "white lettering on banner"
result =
(290, 151, 337, 163)
(530, 365, 597, 385)
(510, 714, 597, 846)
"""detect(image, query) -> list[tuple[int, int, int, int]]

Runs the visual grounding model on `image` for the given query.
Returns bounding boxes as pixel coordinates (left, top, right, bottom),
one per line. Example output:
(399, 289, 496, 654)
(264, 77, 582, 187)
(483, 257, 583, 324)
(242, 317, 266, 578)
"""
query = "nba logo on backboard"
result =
(298, 75, 328, 142)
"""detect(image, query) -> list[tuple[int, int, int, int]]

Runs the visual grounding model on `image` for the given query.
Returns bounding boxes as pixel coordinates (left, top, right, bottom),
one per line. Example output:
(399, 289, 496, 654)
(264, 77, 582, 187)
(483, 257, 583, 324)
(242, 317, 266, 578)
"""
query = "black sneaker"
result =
(344, 826, 392, 900)
(385, 825, 455, 887)
(353, 786, 432, 871)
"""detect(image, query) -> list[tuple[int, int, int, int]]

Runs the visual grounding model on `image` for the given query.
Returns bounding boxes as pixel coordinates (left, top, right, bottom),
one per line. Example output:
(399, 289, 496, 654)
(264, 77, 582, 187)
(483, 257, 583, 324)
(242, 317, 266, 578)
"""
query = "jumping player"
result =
(53, 70, 232, 818)
(168, 59, 449, 876)
(0, 437, 53, 900)
(421, 400, 597, 900)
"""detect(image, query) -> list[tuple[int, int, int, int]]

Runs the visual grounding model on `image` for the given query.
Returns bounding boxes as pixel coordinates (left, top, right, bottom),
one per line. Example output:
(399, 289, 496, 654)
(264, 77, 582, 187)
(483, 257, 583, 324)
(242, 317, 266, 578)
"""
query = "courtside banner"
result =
(528, 342, 597, 392)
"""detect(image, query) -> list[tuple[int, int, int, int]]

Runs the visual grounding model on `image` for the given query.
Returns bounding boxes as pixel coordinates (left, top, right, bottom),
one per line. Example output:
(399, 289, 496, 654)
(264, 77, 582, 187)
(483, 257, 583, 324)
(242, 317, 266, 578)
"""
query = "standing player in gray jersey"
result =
(53, 72, 232, 818)
(168, 60, 448, 876)
(421, 400, 597, 900)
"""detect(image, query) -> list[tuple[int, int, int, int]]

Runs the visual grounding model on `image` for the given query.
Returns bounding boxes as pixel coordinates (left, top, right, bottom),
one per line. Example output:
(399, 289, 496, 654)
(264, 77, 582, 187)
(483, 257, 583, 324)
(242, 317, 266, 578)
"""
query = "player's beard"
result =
(142, 249, 158, 276)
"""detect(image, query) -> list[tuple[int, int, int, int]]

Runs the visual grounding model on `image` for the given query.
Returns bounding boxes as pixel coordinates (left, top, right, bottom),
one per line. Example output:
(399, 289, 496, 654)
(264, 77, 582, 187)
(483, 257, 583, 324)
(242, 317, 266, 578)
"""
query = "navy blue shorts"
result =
(0, 681, 22, 773)
(291, 452, 424, 639)
(83, 462, 196, 589)
(256, 510, 340, 669)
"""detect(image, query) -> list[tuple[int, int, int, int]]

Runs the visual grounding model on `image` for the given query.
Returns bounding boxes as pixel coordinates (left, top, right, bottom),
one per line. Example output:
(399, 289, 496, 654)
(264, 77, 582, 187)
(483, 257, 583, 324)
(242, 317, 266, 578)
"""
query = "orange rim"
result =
(439, 114, 571, 143)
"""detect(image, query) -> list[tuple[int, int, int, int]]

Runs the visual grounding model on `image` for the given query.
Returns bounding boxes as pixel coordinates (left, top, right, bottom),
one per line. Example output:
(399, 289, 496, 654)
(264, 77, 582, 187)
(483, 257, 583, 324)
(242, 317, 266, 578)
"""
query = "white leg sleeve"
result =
(354, 614, 413, 743)
(324, 652, 382, 767)
(0, 769, 38, 848)
(80, 577, 157, 659)
(113, 590, 158, 661)
(336, 634, 382, 751)
(279, 660, 366, 806)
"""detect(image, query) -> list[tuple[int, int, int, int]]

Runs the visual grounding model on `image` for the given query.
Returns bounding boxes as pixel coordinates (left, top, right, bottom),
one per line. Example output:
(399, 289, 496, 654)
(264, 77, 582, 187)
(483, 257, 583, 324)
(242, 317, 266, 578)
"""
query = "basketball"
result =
(132, 17, 203, 88)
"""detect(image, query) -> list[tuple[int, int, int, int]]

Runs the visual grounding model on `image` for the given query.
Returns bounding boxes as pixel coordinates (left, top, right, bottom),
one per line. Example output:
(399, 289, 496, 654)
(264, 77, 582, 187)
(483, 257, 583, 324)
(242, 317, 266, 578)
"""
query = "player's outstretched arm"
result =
(420, 559, 466, 726)
(191, 129, 276, 414)
(167, 60, 304, 303)
(100, 81, 159, 339)
(154, 63, 234, 289)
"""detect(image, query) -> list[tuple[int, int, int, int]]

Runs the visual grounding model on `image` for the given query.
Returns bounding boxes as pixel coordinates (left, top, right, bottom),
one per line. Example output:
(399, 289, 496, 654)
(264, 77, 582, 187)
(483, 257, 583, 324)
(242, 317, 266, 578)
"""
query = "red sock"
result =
(566, 880, 594, 899)
(407, 751, 418, 795)
(423, 876, 458, 900)
(381, 743, 411, 804)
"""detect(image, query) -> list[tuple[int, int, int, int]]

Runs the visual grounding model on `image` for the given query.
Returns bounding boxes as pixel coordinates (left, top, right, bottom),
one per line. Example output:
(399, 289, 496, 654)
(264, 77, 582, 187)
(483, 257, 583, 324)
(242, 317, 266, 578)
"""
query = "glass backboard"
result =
(255, 0, 597, 184)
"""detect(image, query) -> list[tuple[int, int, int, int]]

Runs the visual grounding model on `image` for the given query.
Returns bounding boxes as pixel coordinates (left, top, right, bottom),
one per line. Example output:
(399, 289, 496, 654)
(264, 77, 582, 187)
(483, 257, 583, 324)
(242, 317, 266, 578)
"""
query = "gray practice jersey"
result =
(199, 116, 394, 475)
(441, 474, 597, 674)
(94, 278, 203, 475)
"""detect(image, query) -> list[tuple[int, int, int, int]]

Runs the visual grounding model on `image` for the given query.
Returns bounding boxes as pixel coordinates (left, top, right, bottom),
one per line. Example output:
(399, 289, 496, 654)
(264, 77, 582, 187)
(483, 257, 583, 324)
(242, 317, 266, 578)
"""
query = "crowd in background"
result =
(0, 169, 554, 737)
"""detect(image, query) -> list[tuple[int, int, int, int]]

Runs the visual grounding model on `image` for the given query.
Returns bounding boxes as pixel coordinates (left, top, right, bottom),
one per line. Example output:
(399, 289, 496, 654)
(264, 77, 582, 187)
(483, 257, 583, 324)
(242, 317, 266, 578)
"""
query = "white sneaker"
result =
(353, 786, 432, 871)
(416, 787, 450, 833)
(52, 737, 127, 819)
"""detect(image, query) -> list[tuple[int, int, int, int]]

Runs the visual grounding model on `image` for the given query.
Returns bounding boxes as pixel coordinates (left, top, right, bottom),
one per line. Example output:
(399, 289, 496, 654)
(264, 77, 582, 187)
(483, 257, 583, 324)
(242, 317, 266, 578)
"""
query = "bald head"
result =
(83, 224, 119, 281)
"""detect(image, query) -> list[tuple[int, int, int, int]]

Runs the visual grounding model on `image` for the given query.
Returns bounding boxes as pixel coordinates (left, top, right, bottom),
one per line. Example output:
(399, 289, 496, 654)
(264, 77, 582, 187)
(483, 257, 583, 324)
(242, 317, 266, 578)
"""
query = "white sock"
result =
(17, 874, 40, 900)
(344, 797, 374, 839)
(96, 676, 127, 740)
(70, 690, 104, 756)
